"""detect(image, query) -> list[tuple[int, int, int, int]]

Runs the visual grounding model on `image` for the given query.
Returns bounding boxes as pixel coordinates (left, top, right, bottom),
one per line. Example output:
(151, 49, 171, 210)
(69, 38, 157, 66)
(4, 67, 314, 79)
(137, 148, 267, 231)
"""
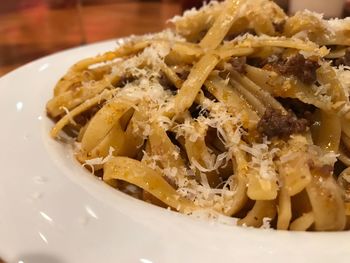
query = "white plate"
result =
(0, 40, 349, 263)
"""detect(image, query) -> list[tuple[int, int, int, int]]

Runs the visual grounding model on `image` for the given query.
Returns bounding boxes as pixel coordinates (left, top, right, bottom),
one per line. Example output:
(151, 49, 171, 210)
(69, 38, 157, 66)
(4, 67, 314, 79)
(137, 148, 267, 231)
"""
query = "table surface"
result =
(0, 0, 181, 76)
(2, 0, 349, 77)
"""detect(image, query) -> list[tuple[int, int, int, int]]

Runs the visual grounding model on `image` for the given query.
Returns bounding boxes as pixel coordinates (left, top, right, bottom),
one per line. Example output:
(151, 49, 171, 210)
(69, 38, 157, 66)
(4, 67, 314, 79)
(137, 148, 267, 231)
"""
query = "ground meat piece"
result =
(257, 107, 309, 139)
(278, 54, 320, 84)
(248, 54, 320, 85)
(309, 163, 333, 178)
(318, 165, 334, 177)
(334, 48, 350, 67)
(273, 20, 286, 34)
(158, 72, 172, 87)
(229, 56, 247, 74)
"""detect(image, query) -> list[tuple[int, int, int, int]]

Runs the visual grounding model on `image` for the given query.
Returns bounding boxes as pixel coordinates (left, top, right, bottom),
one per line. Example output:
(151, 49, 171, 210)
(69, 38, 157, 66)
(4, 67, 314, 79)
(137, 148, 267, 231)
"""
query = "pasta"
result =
(47, 0, 350, 231)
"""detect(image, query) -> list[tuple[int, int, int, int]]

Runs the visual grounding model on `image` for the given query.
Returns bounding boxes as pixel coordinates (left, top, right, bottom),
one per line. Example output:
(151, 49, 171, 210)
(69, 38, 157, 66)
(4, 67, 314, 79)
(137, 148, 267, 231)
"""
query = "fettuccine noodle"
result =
(47, 0, 350, 231)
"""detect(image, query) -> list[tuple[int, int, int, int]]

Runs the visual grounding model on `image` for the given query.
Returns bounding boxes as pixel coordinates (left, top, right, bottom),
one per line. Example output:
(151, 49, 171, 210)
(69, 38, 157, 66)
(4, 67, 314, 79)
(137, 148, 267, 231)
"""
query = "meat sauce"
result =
(257, 107, 309, 139)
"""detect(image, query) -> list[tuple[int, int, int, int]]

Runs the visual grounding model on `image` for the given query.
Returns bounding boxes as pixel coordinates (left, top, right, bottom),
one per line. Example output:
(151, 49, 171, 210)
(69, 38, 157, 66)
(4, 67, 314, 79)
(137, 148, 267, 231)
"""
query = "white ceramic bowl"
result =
(289, 0, 344, 17)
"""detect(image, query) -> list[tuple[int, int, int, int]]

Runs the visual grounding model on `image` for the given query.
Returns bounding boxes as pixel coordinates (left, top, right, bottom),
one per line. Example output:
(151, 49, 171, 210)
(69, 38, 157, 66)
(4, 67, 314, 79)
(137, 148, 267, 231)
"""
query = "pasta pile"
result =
(47, 0, 350, 231)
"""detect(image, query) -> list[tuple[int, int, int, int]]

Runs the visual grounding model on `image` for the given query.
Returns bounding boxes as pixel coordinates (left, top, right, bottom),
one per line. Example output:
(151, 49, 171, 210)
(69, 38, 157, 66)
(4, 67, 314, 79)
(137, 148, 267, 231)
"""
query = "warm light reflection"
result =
(140, 259, 153, 263)
(38, 232, 48, 244)
(39, 211, 53, 223)
(16, 101, 23, 112)
(85, 205, 98, 219)
(38, 63, 50, 72)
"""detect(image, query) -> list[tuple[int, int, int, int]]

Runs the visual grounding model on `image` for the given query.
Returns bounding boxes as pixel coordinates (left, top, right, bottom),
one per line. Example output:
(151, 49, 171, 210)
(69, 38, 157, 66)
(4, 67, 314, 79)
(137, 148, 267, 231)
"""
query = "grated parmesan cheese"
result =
(60, 106, 77, 125)
(240, 141, 279, 181)
(84, 147, 115, 167)
(327, 17, 350, 33)
(261, 217, 272, 229)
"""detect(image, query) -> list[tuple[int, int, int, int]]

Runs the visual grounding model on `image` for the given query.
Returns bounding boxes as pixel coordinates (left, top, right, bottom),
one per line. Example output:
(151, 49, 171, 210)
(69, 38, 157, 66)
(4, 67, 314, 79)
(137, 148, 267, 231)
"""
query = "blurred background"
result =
(0, 0, 349, 76)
